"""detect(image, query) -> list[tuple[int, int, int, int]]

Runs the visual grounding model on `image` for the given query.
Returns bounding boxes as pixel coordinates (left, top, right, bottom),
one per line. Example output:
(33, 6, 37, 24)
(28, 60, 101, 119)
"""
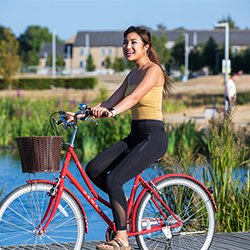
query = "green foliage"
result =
(189, 48, 203, 72)
(202, 37, 217, 73)
(86, 53, 96, 71)
(159, 110, 250, 233)
(232, 47, 250, 73)
(63, 77, 98, 89)
(104, 56, 112, 69)
(152, 33, 170, 64)
(205, 112, 249, 232)
(0, 26, 7, 42)
(0, 184, 5, 200)
(0, 28, 20, 90)
(46, 52, 65, 67)
(18, 25, 63, 66)
(179, 65, 185, 75)
(112, 57, 126, 72)
(0, 77, 98, 90)
(162, 100, 187, 113)
(0, 95, 131, 162)
(126, 60, 136, 70)
(171, 34, 184, 67)
(237, 91, 250, 105)
(164, 120, 206, 156)
(217, 15, 239, 29)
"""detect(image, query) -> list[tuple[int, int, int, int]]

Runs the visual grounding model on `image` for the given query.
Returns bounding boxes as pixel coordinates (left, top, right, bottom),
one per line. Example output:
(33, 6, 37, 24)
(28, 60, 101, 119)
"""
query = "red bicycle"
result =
(0, 104, 216, 250)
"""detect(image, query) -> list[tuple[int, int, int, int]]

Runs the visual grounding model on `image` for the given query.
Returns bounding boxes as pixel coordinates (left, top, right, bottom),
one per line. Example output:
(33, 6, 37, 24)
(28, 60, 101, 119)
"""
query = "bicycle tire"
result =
(135, 176, 215, 250)
(0, 182, 85, 249)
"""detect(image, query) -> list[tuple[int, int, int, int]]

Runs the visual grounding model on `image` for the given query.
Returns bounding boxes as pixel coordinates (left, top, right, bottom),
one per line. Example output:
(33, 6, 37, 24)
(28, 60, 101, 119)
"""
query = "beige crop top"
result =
(125, 84, 163, 120)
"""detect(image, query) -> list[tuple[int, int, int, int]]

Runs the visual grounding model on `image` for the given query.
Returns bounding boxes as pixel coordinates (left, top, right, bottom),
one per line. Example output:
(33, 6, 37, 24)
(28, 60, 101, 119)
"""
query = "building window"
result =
(101, 47, 105, 55)
(79, 48, 84, 55)
(80, 61, 84, 67)
(108, 48, 112, 55)
(101, 60, 105, 67)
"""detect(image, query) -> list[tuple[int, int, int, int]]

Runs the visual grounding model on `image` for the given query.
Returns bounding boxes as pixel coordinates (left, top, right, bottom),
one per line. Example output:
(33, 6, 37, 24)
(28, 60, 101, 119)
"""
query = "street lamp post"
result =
(184, 33, 189, 82)
(214, 22, 229, 90)
(52, 29, 56, 81)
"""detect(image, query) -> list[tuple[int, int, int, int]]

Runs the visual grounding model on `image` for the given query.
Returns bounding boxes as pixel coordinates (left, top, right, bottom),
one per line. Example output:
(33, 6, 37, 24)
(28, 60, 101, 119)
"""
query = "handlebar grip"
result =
(86, 110, 109, 117)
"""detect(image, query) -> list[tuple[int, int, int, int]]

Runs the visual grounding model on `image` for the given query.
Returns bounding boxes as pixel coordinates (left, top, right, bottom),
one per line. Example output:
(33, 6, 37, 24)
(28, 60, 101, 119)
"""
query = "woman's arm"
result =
(93, 65, 162, 118)
(111, 65, 163, 115)
(92, 75, 129, 109)
(91, 72, 131, 117)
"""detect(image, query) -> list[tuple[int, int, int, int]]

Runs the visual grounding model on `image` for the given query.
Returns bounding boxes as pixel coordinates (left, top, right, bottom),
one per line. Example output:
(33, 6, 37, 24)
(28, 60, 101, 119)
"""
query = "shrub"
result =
(0, 77, 98, 90)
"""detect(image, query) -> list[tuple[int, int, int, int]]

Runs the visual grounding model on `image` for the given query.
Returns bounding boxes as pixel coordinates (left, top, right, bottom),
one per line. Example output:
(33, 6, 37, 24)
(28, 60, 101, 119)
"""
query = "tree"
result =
(202, 37, 217, 73)
(0, 26, 7, 42)
(157, 24, 167, 32)
(217, 15, 239, 29)
(171, 34, 185, 67)
(18, 26, 63, 66)
(189, 48, 203, 72)
(152, 33, 170, 64)
(112, 57, 126, 72)
(0, 28, 20, 90)
(46, 52, 65, 67)
(86, 53, 96, 71)
(104, 56, 112, 69)
(127, 60, 136, 70)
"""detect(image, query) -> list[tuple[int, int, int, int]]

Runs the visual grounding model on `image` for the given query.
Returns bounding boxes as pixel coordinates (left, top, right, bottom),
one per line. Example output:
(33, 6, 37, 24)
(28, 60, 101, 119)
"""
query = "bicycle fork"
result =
(34, 177, 65, 236)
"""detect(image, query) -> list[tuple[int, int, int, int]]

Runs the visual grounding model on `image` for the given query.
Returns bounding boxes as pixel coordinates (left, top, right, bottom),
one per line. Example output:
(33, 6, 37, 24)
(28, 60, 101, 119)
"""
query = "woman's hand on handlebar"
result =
(91, 107, 112, 118)
(65, 112, 75, 123)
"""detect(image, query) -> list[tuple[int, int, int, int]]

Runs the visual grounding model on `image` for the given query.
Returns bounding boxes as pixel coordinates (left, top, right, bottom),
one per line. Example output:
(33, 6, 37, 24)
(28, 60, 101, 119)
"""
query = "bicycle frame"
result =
(26, 109, 217, 239)
(27, 142, 187, 237)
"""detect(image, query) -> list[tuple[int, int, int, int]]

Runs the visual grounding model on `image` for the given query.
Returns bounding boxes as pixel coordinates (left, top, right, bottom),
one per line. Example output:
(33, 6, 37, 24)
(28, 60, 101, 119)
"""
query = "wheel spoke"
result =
(0, 183, 85, 249)
(135, 177, 215, 250)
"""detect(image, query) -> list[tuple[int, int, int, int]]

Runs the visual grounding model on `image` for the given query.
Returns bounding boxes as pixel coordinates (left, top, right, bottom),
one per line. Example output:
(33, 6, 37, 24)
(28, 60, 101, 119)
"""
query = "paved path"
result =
(163, 106, 250, 127)
(83, 231, 250, 250)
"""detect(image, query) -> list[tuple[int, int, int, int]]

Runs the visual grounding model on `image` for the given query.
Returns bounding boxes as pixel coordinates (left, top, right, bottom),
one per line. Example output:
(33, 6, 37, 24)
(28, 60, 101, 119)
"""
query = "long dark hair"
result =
(124, 26, 173, 100)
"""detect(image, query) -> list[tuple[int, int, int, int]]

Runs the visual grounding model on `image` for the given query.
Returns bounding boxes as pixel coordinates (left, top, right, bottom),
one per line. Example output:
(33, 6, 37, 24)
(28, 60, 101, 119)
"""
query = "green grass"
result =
(159, 110, 250, 233)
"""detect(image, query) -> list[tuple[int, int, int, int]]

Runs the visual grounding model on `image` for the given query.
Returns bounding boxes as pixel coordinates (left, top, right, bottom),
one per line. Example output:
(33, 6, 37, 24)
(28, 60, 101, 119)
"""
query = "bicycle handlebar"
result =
(55, 104, 109, 130)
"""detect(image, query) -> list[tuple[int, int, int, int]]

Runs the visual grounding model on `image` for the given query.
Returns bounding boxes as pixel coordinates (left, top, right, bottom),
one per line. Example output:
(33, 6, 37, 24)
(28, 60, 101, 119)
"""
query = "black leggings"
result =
(85, 120, 168, 231)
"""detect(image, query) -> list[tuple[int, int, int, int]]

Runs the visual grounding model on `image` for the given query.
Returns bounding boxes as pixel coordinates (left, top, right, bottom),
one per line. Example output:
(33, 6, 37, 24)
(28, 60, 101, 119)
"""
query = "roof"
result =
(74, 31, 124, 47)
(73, 29, 250, 47)
(165, 29, 250, 46)
(39, 43, 72, 58)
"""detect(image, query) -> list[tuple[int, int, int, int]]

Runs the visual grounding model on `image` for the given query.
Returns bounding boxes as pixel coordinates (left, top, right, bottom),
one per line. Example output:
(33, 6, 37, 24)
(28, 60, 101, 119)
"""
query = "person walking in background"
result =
(68, 26, 173, 250)
(225, 72, 238, 113)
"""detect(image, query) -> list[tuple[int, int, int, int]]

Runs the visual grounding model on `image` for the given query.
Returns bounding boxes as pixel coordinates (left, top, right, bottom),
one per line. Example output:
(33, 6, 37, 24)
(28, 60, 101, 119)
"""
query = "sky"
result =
(0, 0, 249, 41)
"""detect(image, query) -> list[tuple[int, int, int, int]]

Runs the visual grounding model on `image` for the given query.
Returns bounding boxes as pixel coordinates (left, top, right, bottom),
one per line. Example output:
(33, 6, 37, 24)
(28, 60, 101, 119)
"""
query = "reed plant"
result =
(0, 184, 5, 200)
(204, 110, 250, 232)
(164, 120, 207, 157)
(162, 100, 187, 113)
(160, 109, 250, 233)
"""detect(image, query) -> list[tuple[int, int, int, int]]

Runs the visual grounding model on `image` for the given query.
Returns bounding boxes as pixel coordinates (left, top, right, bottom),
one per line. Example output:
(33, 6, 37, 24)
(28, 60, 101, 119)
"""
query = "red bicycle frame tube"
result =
(27, 142, 217, 237)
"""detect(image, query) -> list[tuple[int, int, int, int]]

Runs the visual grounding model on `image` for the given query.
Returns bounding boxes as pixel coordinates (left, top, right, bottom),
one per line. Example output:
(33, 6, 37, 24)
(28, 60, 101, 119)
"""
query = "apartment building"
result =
(38, 29, 250, 75)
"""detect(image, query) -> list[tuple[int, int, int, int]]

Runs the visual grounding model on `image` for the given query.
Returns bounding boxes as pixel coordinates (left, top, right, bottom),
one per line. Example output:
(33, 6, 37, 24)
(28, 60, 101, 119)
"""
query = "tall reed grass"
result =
(1, 93, 250, 232)
(160, 110, 250, 233)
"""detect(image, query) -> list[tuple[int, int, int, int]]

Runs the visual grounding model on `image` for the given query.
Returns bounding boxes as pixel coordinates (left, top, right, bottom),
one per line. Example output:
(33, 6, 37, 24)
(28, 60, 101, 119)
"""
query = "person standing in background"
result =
(225, 72, 238, 113)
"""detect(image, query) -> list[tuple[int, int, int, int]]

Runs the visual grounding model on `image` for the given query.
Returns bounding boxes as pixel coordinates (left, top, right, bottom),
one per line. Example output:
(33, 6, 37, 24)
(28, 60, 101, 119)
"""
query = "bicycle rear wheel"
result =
(135, 176, 215, 250)
(0, 182, 85, 249)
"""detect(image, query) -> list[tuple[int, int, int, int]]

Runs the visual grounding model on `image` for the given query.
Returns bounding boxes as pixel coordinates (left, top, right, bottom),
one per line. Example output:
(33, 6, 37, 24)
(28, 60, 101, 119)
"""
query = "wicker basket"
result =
(15, 136, 63, 173)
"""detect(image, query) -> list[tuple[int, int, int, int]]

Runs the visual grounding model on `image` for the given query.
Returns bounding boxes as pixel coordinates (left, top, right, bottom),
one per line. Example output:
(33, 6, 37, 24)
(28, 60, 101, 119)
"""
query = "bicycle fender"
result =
(26, 179, 89, 233)
(131, 173, 217, 233)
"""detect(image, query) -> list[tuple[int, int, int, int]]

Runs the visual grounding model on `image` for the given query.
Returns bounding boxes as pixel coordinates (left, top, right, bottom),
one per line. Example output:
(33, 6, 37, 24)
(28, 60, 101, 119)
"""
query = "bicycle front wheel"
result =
(0, 182, 85, 249)
(135, 176, 215, 250)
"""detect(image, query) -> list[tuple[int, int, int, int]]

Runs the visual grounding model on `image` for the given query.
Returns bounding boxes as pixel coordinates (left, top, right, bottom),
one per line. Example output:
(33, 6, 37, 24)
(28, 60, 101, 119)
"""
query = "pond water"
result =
(0, 151, 157, 242)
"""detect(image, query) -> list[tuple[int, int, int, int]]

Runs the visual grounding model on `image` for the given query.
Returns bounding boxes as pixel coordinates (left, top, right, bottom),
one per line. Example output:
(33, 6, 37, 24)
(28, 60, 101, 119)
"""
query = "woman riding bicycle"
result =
(68, 26, 173, 250)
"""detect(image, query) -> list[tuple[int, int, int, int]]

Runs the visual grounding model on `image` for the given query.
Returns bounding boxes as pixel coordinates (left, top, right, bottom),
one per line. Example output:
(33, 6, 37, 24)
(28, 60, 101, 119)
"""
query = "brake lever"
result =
(86, 117, 98, 125)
